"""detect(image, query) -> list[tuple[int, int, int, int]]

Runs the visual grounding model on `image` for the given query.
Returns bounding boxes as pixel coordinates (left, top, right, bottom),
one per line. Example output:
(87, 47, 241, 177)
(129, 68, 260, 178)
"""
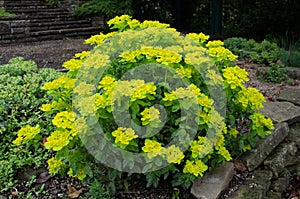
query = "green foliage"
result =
(0, 57, 61, 192)
(0, 7, 15, 17)
(74, 0, 134, 19)
(280, 49, 300, 68)
(21, 16, 274, 195)
(44, 0, 60, 5)
(224, 37, 280, 64)
(86, 179, 111, 198)
(258, 65, 291, 83)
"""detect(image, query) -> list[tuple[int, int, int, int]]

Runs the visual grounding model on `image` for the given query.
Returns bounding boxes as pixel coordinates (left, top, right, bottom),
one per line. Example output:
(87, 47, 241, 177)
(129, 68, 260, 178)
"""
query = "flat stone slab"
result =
(261, 101, 300, 124)
(229, 170, 273, 199)
(264, 142, 297, 178)
(287, 123, 300, 149)
(277, 86, 300, 106)
(240, 123, 289, 171)
(282, 67, 300, 79)
(191, 162, 234, 199)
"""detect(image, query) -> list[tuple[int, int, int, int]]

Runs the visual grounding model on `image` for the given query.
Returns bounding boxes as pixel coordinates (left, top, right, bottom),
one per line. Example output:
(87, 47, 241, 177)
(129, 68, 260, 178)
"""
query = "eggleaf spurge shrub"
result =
(15, 15, 274, 191)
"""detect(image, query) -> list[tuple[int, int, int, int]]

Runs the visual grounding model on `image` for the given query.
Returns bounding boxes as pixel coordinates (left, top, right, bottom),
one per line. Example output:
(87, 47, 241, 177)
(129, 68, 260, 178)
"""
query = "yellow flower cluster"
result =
(250, 113, 274, 134)
(52, 111, 76, 132)
(83, 52, 111, 69)
(176, 65, 193, 78)
(73, 82, 95, 96)
(190, 136, 213, 159)
(142, 139, 162, 158)
(163, 84, 200, 102)
(206, 40, 224, 48)
(120, 47, 182, 65)
(84, 32, 118, 45)
(217, 146, 232, 161)
(107, 14, 132, 28)
(42, 76, 75, 91)
(186, 32, 210, 44)
(41, 103, 52, 112)
(139, 20, 170, 29)
(207, 47, 238, 63)
(107, 15, 171, 31)
(131, 83, 157, 101)
(68, 168, 86, 181)
(62, 51, 90, 71)
(47, 157, 64, 175)
(44, 130, 71, 151)
(164, 145, 185, 164)
(185, 52, 211, 67)
(183, 159, 208, 177)
(236, 87, 265, 111)
(205, 69, 224, 86)
(13, 125, 40, 145)
(141, 107, 160, 126)
(112, 127, 138, 145)
(222, 66, 249, 89)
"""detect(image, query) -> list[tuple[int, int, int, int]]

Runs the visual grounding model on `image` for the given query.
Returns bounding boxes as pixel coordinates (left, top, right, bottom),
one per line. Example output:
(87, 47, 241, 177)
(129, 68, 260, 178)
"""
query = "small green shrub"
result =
(18, 15, 274, 195)
(0, 57, 61, 192)
(280, 49, 300, 68)
(0, 7, 15, 17)
(224, 37, 280, 64)
(258, 65, 291, 83)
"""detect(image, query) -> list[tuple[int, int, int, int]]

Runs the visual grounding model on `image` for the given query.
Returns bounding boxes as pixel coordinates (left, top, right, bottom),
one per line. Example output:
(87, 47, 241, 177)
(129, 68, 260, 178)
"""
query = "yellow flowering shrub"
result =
(22, 15, 274, 192)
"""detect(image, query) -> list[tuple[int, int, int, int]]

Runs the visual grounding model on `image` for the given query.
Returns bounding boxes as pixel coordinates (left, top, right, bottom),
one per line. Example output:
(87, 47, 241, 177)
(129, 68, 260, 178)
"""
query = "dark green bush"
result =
(0, 57, 61, 192)
(224, 37, 280, 64)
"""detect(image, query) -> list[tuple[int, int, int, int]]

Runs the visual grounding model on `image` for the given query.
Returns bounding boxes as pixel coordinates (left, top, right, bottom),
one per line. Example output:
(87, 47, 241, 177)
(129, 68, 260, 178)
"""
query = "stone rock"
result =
(287, 122, 300, 149)
(269, 169, 290, 193)
(191, 162, 234, 199)
(240, 123, 289, 171)
(229, 170, 273, 199)
(277, 86, 300, 106)
(261, 101, 300, 124)
(266, 191, 282, 199)
(264, 142, 297, 178)
(0, 195, 6, 199)
(229, 185, 265, 199)
(282, 67, 300, 80)
(0, 22, 10, 34)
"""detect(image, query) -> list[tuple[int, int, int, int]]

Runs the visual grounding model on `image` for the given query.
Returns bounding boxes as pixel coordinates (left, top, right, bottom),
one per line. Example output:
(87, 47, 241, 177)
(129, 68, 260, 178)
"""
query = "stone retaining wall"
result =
(0, 0, 103, 44)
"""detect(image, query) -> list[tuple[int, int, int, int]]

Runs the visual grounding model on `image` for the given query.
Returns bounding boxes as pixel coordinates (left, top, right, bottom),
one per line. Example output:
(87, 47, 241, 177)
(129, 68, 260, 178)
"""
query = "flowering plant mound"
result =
(15, 15, 274, 191)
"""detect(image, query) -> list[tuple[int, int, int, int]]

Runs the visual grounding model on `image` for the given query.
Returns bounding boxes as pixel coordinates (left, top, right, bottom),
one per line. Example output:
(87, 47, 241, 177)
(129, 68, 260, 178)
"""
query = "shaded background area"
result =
(73, 0, 300, 41)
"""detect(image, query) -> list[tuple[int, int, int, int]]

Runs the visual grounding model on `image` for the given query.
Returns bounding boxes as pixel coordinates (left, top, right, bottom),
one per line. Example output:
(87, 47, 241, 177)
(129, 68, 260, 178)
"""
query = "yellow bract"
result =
(222, 66, 249, 89)
(112, 127, 138, 145)
(141, 107, 160, 126)
(44, 130, 71, 151)
(47, 157, 64, 175)
(183, 159, 208, 177)
(236, 87, 265, 111)
(13, 125, 40, 145)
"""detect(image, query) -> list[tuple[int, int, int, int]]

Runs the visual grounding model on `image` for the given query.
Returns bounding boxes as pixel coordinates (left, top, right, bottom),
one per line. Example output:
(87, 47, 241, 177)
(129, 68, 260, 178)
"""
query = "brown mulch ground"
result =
(0, 38, 92, 69)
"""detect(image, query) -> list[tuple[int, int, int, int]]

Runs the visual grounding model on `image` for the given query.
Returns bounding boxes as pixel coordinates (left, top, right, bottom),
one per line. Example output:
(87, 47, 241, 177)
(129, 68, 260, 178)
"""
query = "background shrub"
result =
(0, 57, 60, 192)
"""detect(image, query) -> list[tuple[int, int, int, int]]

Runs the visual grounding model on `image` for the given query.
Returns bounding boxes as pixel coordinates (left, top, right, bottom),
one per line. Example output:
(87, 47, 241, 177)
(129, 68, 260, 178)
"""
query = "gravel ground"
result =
(0, 39, 93, 69)
(0, 39, 298, 199)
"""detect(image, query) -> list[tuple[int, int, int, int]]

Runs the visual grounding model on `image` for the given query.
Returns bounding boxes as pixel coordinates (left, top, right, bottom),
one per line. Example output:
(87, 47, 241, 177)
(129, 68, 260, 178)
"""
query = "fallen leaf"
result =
(36, 172, 51, 184)
(233, 159, 247, 172)
(68, 187, 84, 198)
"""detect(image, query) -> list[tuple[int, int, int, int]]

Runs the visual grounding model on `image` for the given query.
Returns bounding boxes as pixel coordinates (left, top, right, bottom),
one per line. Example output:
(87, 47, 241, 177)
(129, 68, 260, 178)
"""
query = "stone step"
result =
(30, 27, 101, 37)
(29, 21, 92, 31)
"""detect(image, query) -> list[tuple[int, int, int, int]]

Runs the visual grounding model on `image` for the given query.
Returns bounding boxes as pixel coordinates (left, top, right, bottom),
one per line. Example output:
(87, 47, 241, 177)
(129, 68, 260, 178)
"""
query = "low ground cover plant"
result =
(0, 58, 60, 192)
(224, 37, 280, 64)
(14, 15, 274, 197)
